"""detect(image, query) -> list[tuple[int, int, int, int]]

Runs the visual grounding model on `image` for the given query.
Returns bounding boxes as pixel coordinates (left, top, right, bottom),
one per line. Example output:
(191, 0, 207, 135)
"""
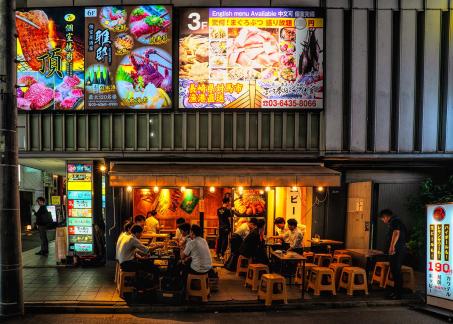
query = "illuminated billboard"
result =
(16, 5, 172, 111)
(178, 7, 324, 109)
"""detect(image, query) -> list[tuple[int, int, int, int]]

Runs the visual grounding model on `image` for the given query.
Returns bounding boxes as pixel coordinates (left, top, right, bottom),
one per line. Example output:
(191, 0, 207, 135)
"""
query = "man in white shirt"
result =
(145, 211, 160, 234)
(283, 219, 304, 252)
(116, 221, 132, 260)
(182, 224, 212, 275)
(118, 224, 162, 273)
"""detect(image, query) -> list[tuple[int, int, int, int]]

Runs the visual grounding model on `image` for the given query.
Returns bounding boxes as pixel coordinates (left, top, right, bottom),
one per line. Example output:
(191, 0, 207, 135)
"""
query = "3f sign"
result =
(188, 12, 207, 31)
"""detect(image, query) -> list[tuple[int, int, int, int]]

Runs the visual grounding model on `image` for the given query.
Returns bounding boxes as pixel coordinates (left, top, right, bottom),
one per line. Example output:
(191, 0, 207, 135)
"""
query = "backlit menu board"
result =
(427, 203, 453, 310)
(16, 5, 172, 111)
(179, 8, 324, 109)
(67, 162, 93, 253)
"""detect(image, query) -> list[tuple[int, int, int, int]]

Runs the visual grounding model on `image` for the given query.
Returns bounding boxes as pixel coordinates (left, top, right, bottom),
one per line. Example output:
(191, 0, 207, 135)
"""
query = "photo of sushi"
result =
(99, 7, 127, 32)
(116, 46, 172, 109)
(129, 6, 171, 45)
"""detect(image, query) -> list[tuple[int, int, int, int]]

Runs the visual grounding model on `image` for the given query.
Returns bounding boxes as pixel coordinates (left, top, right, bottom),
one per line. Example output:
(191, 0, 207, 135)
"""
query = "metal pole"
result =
(0, 0, 23, 317)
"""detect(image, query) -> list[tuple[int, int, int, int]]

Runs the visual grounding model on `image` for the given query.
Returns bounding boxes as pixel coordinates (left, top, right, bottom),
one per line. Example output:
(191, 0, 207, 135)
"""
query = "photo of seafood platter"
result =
(84, 5, 172, 109)
(16, 8, 85, 110)
(178, 7, 324, 109)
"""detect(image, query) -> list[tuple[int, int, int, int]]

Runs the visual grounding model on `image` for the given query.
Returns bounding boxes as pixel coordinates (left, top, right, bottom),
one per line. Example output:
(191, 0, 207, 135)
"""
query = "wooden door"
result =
(346, 181, 372, 249)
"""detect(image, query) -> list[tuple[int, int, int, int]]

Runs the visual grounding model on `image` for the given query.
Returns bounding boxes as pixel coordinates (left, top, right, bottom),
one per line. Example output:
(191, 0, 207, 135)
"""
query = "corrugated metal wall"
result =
(17, 0, 453, 157)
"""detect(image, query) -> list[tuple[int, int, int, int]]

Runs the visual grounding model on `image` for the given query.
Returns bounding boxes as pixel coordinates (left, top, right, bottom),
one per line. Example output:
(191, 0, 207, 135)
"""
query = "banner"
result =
(16, 5, 173, 111)
(178, 8, 324, 109)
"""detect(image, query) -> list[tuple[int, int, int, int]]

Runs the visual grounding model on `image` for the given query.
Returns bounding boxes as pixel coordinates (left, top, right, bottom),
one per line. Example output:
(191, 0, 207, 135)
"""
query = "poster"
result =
(427, 204, 453, 301)
(16, 8, 85, 110)
(67, 162, 93, 254)
(84, 5, 172, 109)
(233, 189, 266, 217)
(179, 8, 324, 109)
(16, 5, 173, 111)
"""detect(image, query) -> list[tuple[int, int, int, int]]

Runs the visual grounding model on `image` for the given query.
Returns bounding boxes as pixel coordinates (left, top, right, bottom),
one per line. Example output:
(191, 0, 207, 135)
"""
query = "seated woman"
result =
(181, 224, 212, 278)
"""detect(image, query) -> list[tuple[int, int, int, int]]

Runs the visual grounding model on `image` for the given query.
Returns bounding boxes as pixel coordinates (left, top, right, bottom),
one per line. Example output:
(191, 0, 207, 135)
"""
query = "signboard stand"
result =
(426, 203, 453, 314)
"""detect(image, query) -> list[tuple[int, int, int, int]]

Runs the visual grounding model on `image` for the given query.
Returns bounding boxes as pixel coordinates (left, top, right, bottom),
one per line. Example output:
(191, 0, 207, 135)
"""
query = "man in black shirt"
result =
(379, 209, 407, 299)
(34, 197, 51, 256)
(216, 197, 232, 261)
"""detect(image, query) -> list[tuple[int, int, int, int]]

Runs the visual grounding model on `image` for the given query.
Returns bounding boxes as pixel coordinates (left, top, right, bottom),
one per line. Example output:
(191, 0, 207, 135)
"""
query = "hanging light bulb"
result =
(181, 186, 186, 192)
(153, 186, 159, 193)
(317, 186, 325, 193)
(99, 165, 106, 172)
(291, 186, 298, 192)
(126, 186, 132, 192)
(265, 186, 271, 192)
(209, 186, 215, 193)
(238, 186, 244, 194)
(259, 190, 264, 195)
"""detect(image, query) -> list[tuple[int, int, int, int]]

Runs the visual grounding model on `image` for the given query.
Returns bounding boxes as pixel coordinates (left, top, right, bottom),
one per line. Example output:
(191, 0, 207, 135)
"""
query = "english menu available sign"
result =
(16, 5, 172, 111)
(178, 8, 324, 109)
(427, 204, 453, 301)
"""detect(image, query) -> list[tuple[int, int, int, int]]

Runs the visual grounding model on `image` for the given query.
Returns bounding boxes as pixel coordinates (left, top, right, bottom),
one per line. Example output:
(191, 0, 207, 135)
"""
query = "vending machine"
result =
(426, 203, 453, 311)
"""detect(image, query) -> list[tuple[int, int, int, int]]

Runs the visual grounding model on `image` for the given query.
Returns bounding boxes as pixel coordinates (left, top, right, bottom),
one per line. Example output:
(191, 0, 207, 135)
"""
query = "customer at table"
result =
(134, 214, 146, 228)
(181, 224, 212, 276)
(216, 197, 233, 261)
(174, 217, 186, 241)
(239, 218, 268, 264)
(379, 209, 407, 300)
(117, 224, 162, 273)
(283, 219, 304, 253)
(225, 218, 257, 271)
(145, 210, 160, 234)
(178, 222, 191, 250)
(115, 221, 132, 260)
(273, 217, 287, 236)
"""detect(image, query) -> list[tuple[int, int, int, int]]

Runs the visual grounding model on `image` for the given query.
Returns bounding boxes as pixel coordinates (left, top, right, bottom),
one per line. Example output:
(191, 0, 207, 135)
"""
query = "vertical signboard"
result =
(67, 162, 93, 254)
(427, 203, 453, 310)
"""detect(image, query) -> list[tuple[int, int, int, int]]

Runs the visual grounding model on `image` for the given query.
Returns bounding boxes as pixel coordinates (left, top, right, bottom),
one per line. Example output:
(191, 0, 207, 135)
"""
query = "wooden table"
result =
(346, 249, 384, 258)
(346, 249, 385, 287)
(271, 251, 307, 300)
(308, 239, 344, 253)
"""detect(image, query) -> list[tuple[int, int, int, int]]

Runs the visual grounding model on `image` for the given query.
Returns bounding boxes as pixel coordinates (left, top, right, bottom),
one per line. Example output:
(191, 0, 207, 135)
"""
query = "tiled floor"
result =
(23, 241, 59, 268)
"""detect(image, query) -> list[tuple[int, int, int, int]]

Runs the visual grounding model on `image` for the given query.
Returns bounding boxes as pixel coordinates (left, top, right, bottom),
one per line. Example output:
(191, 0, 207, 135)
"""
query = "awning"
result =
(109, 163, 341, 187)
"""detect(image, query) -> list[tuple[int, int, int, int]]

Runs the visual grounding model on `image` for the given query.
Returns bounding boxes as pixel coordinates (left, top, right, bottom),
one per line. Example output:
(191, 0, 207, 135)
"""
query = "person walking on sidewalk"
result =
(379, 209, 408, 299)
(34, 197, 52, 256)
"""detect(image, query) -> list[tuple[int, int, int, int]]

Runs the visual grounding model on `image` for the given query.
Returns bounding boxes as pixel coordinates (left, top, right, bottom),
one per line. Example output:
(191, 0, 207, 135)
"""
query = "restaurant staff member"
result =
(145, 210, 160, 234)
(117, 224, 162, 273)
(216, 197, 233, 261)
(379, 209, 407, 300)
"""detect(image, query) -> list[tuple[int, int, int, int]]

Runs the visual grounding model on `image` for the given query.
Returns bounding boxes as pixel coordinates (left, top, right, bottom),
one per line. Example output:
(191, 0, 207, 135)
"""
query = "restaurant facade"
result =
(15, 0, 453, 279)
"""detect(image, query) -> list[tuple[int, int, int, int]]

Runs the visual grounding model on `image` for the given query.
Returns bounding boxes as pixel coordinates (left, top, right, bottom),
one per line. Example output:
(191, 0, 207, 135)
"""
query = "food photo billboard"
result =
(178, 7, 324, 109)
(16, 5, 173, 111)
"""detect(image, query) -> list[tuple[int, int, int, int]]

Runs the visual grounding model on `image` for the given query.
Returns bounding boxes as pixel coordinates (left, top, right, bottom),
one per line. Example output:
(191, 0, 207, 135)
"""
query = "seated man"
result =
(225, 218, 257, 272)
(174, 217, 186, 241)
(145, 210, 160, 234)
(239, 218, 264, 262)
(177, 222, 192, 259)
(117, 224, 162, 274)
(115, 221, 132, 261)
(134, 214, 146, 228)
(181, 224, 212, 276)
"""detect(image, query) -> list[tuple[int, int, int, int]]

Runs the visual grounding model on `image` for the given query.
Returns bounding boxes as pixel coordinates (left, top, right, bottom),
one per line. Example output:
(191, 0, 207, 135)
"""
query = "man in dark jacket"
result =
(239, 218, 268, 264)
(34, 197, 50, 256)
(379, 209, 407, 299)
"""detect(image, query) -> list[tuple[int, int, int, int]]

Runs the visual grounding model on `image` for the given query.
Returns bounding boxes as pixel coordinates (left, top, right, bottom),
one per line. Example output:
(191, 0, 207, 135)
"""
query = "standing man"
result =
(216, 197, 232, 261)
(379, 209, 407, 299)
(34, 197, 51, 256)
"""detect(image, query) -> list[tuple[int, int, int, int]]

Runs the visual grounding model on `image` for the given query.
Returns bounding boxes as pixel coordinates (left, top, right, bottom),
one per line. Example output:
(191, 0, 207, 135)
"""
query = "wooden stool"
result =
(333, 254, 352, 265)
(186, 273, 210, 302)
(295, 262, 316, 285)
(245, 263, 269, 291)
(333, 249, 350, 256)
(307, 267, 336, 296)
(338, 267, 368, 296)
(257, 274, 288, 306)
(314, 254, 332, 267)
(385, 265, 416, 293)
(303, 252, 315, 263)
(117, 269, 136, 299)
(236, 255, 250, 277)
(329, 262, 350, 288)
(371, 262, 390, 288)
